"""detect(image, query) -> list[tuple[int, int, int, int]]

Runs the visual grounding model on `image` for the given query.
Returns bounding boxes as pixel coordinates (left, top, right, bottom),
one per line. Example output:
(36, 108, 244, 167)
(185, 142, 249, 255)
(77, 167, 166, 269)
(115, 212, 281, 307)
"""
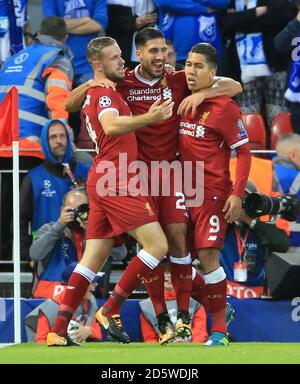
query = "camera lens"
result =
(244, 193, 281, 217)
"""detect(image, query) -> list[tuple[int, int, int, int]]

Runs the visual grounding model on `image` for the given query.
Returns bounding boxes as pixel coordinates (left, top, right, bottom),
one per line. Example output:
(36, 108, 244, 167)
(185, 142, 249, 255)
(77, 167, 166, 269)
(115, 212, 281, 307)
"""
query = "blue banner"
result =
(1, 298, 300, 343)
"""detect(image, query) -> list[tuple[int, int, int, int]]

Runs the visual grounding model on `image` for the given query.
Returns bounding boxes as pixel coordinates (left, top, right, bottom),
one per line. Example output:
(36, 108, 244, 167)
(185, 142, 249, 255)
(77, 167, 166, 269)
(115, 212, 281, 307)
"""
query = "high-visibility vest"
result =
(0, 44, 62, 138)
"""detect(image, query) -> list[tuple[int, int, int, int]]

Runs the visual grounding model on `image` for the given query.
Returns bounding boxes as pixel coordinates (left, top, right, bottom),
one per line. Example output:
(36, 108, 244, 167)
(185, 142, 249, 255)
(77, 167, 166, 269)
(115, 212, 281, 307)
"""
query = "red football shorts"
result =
(190, 199, 228, 250)
(86, 184, 158, 239)
(151, 168, 189, 227)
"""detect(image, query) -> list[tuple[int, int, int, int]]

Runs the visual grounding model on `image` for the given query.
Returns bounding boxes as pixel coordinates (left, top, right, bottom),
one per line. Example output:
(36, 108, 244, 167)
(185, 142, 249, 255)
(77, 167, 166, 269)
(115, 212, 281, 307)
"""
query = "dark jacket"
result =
(219, 0, 296, 80)
(274, 17, 300, 55)
(274, 17, 300, 133)
(106, 3, 138, 67)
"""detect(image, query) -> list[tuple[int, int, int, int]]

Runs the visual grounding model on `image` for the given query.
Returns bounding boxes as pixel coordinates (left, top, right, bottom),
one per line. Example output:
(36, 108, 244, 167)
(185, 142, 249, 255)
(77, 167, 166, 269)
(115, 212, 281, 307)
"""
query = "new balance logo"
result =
(208, 235, 217, 241)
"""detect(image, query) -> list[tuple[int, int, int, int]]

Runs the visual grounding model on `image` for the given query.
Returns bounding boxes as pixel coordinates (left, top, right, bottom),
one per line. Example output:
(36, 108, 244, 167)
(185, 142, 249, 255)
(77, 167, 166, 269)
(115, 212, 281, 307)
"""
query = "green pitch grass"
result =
(1, 342, 300, 364)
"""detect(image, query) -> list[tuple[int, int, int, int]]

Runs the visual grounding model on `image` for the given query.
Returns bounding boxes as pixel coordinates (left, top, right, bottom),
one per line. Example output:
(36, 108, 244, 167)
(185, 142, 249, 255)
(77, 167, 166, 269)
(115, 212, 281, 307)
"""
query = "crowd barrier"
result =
(0, 297, 299, 343)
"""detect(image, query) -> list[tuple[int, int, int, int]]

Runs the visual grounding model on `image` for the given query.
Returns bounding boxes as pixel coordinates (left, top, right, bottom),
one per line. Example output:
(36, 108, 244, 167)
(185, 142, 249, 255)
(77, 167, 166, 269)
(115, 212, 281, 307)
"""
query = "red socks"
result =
(170, 259, 192, 313)
(103, 252, 159, 317)
(143, 263, 167, 316)
(191, 269, 208, 310)
(52, 271, 92, 336)
(203, 267, 227, 334)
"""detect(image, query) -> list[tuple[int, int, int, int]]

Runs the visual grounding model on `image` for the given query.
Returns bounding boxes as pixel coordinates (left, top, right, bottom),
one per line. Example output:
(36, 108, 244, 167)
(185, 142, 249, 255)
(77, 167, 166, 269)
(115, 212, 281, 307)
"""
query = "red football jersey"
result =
(82, 86, 137, 163)
(179, 96, 249, 200)
(82, 87, 138, 190)
(117, 66, 189, 164)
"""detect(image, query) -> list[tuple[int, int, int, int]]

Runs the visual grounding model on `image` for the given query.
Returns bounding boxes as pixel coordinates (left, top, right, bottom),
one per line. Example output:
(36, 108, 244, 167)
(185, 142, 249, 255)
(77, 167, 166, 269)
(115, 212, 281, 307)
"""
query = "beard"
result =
(106, 68, 124, 83)
(143, 62, 164, 79)
(52, 146, 67, 161)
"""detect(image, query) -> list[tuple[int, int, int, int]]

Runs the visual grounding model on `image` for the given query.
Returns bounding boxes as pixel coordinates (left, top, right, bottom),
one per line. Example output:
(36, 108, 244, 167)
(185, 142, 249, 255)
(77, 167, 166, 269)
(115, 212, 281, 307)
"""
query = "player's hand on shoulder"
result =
(223, 195, 243, 223)
(148, 98, 174, 122)
(88, 79, 116, 91)
(178, 92, 205, 118)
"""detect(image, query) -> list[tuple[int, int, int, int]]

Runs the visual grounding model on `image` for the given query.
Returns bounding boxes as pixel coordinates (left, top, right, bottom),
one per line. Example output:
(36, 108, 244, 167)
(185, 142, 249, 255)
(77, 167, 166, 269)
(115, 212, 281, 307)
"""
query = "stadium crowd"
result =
(0, 0, 299, 346)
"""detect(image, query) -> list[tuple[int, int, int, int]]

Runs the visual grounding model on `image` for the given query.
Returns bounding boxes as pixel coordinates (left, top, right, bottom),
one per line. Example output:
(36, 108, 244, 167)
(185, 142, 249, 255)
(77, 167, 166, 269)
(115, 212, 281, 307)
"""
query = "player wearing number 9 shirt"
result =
(179, 43, 251, 346)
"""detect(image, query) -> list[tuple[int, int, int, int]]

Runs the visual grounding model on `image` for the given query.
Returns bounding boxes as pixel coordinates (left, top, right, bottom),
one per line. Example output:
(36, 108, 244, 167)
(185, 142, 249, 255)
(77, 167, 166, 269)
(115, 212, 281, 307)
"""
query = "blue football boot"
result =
(204, 331, 229, 347)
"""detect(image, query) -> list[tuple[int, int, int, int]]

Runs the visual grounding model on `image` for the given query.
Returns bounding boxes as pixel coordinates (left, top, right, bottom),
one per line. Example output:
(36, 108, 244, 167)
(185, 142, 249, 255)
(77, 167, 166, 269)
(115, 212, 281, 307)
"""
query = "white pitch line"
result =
(0, 343, 15, 349)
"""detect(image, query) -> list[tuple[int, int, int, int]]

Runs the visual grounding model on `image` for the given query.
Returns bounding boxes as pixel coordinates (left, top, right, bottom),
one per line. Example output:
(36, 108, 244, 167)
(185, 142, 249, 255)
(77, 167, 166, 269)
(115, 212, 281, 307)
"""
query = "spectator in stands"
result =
(20, 120, 90, 264)
(220, 181, 290, 299)
(25, 261, 102, 343)
(29, 189, 89, 299)
(153, 0, 228, 66)
(165, 39, 184, 70)
(220, 0, 296, 128)
(42, 0, 108, 87)
(106, 0, 157, 68)
(140, 263, 208, 343)
(273, 134, 300, 253)
(0, 0, 32, 67)
(0, 17, 73, 142)
(43, 1, 108, 138)
(274, 0, 300, 134)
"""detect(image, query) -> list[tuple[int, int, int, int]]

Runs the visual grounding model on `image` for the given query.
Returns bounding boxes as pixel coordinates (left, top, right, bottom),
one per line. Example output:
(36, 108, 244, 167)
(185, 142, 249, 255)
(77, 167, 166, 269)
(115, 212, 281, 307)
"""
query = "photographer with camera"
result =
(220, 181, 290, 299)
(273, 133, 300, 252)
(25, 261, 103, 344)
(20, 119, 90, 263)
(30, 188, 127, 299)
(29, 189, 89, 299)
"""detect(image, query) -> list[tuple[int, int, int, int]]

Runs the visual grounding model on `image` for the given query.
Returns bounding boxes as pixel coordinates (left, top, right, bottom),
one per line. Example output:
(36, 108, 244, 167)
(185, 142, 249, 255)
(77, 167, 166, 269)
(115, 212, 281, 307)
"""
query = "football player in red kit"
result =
(179, 43, 251, 346)
(65, 28, 243, 344)
(46, 36, 175, 346)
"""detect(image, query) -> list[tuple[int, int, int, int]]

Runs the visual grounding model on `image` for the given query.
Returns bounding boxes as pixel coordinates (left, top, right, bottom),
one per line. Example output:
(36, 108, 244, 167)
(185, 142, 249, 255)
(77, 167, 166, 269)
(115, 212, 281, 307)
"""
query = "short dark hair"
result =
(40, 17, 67, 41)
(87, 36, 117, 64)
(135, 27, 165, 48)
(190, 43, 218, 69)
(166, 39, 174, 47)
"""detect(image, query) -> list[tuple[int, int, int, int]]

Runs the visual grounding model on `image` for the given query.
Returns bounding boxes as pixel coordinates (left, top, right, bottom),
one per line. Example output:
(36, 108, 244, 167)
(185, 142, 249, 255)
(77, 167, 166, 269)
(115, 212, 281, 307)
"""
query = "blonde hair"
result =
(86, 36, 117, 65)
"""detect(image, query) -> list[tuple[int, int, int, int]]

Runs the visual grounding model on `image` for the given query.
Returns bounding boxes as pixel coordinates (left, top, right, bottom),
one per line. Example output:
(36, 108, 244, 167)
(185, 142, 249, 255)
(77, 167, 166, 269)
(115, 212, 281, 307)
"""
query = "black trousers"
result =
(290, 102, 300, 134)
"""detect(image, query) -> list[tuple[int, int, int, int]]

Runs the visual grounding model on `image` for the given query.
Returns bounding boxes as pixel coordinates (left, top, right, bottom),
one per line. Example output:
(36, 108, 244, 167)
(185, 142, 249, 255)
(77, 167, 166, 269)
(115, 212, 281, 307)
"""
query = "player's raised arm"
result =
(223, 142, 251, 223)
(65, 79, 116, 112)
(178, 77, 243, 117)
(100, 98, 174, 136)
